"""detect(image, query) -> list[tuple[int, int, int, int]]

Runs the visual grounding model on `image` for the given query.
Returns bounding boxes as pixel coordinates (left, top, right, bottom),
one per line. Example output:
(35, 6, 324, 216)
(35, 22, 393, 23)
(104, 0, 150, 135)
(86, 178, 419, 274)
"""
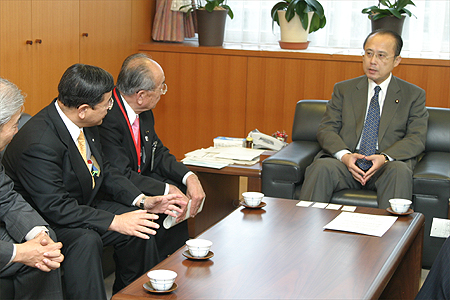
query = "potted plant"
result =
(183, 0, 234, 46)
(271, 0, 326, 50)
(362, 0, 416, 36)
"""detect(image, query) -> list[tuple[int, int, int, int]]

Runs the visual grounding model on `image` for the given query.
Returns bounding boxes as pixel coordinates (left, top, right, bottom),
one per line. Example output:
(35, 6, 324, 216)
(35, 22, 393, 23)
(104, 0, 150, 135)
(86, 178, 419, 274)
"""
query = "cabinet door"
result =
(0, 1, 33, 105)
(32, 0, 80, 114)
(80, 0, 132, 79)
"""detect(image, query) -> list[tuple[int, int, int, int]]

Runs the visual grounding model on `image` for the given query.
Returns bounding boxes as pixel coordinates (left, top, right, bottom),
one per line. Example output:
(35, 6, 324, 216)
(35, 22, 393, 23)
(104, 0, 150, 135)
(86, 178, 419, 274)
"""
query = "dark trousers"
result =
(0, 229, 64, 300)
(55, 201, 159, 300)
(416, 236, 450, 300)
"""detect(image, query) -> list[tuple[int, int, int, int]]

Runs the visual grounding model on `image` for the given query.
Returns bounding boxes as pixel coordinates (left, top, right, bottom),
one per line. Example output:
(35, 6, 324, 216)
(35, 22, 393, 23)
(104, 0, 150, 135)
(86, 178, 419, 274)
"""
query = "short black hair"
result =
(58, 64, 114, 108)
(363, 29, 403, 57)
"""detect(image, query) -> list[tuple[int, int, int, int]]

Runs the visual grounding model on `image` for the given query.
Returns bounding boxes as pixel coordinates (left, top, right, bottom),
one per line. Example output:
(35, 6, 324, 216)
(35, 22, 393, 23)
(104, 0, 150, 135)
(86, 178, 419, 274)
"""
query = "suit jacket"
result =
(2, 100, 142, 234)
(0, 163, 48, 270)
(316, 75, 428, 168)
(99, 87, 190, 196)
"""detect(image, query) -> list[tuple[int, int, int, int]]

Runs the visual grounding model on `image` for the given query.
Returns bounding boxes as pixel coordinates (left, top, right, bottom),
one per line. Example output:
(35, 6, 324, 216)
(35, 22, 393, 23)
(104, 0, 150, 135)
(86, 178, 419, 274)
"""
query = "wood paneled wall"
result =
(140, 42, 450, 159)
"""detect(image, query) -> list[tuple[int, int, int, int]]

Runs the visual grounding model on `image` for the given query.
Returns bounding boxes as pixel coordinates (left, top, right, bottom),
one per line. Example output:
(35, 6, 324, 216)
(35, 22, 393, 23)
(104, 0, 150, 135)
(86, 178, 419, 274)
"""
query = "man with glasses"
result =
(99, 54, 205, 260)
(2, 64, 186, 299)
(299, 29, 428, 209)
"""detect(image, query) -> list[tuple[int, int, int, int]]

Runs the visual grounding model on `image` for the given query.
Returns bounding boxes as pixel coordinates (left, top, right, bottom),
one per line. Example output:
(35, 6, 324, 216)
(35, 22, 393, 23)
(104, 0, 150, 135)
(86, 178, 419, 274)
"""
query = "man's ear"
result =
(136, 90, 145, 105)
(394, 55, 402, 68)
(77, 104, 90, 120)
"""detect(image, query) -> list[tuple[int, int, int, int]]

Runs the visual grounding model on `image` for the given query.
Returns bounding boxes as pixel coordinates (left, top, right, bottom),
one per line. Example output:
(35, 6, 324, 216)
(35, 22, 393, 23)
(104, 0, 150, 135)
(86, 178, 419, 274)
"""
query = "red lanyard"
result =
(113, 88, 141, 173)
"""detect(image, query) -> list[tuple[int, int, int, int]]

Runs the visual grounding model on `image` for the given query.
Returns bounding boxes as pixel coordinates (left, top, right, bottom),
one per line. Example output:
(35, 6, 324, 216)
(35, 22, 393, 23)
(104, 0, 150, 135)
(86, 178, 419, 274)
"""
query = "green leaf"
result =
(305, 0, 324, 18)
(222, 5, 234, 19)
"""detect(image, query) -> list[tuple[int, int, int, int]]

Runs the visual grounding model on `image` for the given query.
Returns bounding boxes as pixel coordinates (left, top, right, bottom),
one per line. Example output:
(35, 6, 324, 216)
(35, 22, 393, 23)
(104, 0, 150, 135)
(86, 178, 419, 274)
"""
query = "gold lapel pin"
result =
(395, 99, 399, 103)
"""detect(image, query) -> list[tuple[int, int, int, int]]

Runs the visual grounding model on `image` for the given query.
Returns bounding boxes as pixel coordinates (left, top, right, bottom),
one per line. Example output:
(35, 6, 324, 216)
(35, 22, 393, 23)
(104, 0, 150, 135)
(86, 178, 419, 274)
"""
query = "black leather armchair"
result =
(262, 100, 450, 268)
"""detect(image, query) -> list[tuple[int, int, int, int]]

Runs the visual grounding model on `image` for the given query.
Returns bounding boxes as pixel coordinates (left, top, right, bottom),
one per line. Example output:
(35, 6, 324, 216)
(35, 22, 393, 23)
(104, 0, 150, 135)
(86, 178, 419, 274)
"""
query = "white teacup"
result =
(242, 192, 264, 207)
(389, 198, 412, 213)
(185, 239, 212, 258)
(147, 270, 177, 291)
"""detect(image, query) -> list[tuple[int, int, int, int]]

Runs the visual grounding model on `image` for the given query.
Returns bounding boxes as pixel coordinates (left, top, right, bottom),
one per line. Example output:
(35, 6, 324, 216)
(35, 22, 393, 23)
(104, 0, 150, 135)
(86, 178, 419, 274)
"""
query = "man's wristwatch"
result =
(382, 153, 389, 163)
(139, 197, 146, 209)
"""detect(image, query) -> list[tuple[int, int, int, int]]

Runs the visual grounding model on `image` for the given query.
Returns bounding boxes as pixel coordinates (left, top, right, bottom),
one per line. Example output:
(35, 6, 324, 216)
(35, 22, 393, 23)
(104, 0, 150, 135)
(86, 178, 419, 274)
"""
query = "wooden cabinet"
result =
(0, 0, 79, 115)
(0, 0, 153, 116)
(80, 0, 132, 80)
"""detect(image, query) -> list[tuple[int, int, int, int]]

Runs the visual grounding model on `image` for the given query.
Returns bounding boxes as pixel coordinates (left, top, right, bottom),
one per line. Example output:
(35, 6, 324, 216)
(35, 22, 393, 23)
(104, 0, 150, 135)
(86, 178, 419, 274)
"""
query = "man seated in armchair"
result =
(299, 29, 428, 209)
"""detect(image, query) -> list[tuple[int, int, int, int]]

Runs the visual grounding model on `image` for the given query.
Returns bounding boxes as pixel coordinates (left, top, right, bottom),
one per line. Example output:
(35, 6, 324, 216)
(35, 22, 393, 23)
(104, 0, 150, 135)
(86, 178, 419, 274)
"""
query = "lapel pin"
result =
(145, 136, 149, 142)
(92, 138, 95, 142)
(395, 99, 399, 104)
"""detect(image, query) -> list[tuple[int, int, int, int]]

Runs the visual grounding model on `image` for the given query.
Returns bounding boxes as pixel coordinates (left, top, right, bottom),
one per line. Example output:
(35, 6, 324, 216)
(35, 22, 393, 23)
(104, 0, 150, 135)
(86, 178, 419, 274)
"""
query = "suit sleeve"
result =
(317, 83, 351, 155)
(381, 87, 428, 160)
(0, 163, 48, 269)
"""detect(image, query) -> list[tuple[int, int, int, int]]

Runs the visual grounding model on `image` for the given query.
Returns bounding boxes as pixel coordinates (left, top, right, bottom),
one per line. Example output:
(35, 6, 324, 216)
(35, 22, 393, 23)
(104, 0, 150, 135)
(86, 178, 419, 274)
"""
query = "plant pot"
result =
(370, 15, 406, 36)
(196, 9, 228, 47)
(277, 11, 313, 50)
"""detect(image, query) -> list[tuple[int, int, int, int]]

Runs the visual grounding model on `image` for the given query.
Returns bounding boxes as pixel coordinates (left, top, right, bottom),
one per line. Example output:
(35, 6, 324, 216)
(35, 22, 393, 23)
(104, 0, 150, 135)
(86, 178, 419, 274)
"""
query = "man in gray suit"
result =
(0, 78, 64, 299)
(299, 30, 428, 209)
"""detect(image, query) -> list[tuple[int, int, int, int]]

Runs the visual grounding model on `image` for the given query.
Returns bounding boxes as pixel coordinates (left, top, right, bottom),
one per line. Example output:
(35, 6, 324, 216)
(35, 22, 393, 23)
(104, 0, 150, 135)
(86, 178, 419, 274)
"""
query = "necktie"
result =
(357, 86, 381, 171)
(77, 130, 95, 188)
(132, 116, 140, 145)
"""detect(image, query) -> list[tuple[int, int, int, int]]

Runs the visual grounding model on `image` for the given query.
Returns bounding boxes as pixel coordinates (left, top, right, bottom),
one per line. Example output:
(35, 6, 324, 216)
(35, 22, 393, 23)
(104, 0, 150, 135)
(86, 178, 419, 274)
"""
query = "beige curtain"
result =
(152, 0, 196, 42)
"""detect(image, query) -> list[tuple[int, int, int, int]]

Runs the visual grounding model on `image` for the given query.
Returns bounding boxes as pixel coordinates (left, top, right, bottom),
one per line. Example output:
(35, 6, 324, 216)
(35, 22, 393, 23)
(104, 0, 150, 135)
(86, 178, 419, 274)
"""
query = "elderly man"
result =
(0, 78, 64, 299)
(99, 54, 205, 259)
(2, 64, 186, 299)
(299, 29, 428, 208)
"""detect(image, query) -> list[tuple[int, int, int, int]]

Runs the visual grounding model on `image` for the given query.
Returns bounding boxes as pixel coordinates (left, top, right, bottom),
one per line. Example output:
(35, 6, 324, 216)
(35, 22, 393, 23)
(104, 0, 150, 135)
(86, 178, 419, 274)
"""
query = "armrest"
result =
(413, 152, 450, 217)
(261, 141, 321, 198)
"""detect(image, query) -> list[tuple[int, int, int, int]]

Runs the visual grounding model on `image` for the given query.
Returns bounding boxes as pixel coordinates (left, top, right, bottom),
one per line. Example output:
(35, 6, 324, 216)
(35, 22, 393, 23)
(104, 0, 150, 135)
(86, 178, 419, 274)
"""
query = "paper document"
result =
(430, 218, 450, 238)
(182, 147, 263, 168)
(163, 197, 206, 229)
(323, 212, 397, 237)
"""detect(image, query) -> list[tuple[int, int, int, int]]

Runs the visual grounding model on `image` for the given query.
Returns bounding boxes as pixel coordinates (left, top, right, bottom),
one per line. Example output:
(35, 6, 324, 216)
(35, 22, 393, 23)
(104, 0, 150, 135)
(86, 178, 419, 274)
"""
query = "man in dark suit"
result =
(299, 29, 428, 209)
(2, 65, 186, 299)
(99, 53, 205, 259)
(0, 78, 64, 299)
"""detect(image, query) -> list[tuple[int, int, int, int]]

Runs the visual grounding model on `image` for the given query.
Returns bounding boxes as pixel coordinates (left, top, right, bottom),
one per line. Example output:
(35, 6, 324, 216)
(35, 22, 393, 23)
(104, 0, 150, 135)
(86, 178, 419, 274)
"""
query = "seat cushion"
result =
(330, 189, 378, 208)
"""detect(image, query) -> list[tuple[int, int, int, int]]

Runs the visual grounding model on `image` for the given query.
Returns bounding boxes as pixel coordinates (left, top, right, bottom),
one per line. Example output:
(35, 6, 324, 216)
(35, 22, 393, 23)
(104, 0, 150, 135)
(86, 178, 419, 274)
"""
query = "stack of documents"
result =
(182, 147, 266, 169)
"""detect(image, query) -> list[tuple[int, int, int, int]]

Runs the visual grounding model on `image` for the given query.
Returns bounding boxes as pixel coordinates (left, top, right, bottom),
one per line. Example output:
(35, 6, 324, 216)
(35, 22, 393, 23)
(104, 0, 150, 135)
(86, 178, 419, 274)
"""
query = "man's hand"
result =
(14, 231, 64, 272)
(363, 154, 387, 182)
(167, 185, 189, 221)
(109, 210, 159, 239)
(342, 153, 386, 185)
(185, 174, 206, 217)
(143, 194, 186, 220)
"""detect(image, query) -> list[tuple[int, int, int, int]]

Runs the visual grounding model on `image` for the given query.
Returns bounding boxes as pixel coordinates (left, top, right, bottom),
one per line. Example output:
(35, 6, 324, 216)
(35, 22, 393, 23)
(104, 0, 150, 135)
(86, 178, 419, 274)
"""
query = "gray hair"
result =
(0, 78, 24, 128)
(116, 53, 156, 96)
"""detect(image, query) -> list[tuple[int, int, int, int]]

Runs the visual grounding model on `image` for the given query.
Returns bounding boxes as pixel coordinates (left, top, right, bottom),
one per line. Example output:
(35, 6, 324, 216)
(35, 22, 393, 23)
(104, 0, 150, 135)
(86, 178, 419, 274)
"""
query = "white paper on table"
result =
(213, 147, 265, 161)
(163, 197, 206, 229)
(326, 204, 342, 210)
(323, 212, 398, 237)
(182, 159, 229, 169)
(296, 200, 313, 207)
(312, 202, 328, 209)
(341, 206, 357, 212)
(430, 218, 450, 238)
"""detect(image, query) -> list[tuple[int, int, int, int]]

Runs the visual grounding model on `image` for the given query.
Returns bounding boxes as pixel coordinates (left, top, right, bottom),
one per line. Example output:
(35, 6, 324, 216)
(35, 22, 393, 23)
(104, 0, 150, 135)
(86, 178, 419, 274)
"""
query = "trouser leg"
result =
(366, 161, 413, 209)
(299, 157, 360, 202)
(55, 227, 106, 300)
(96, 201, 160, 295)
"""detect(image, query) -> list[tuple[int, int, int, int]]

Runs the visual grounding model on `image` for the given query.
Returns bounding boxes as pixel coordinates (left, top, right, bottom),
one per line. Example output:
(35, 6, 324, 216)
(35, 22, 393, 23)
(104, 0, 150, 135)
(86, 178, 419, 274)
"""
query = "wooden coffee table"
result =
(113, 197, 424, 299)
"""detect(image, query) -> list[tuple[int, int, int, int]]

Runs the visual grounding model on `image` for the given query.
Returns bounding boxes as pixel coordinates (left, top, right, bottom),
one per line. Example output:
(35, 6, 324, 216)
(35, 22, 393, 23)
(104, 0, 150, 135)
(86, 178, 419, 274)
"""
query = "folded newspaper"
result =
(163, 197, 206, 229)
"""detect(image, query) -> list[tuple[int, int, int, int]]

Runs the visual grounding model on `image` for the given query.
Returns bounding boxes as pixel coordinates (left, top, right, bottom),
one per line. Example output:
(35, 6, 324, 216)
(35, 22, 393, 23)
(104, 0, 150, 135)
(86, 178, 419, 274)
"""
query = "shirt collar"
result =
(368, 73, 392, 92)
(54, 100, 83, 144)
(120, 93, 139, 125)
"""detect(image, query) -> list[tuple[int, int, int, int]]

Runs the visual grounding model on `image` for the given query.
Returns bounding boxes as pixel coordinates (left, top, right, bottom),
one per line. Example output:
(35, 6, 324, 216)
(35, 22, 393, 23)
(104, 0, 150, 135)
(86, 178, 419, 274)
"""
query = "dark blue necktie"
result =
(357, 86, 381, 171)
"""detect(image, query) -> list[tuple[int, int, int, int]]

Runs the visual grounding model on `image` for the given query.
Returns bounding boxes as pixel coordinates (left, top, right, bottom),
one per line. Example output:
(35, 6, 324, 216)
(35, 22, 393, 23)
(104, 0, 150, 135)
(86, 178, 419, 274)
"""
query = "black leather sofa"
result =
(262, 100, 450, 269)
